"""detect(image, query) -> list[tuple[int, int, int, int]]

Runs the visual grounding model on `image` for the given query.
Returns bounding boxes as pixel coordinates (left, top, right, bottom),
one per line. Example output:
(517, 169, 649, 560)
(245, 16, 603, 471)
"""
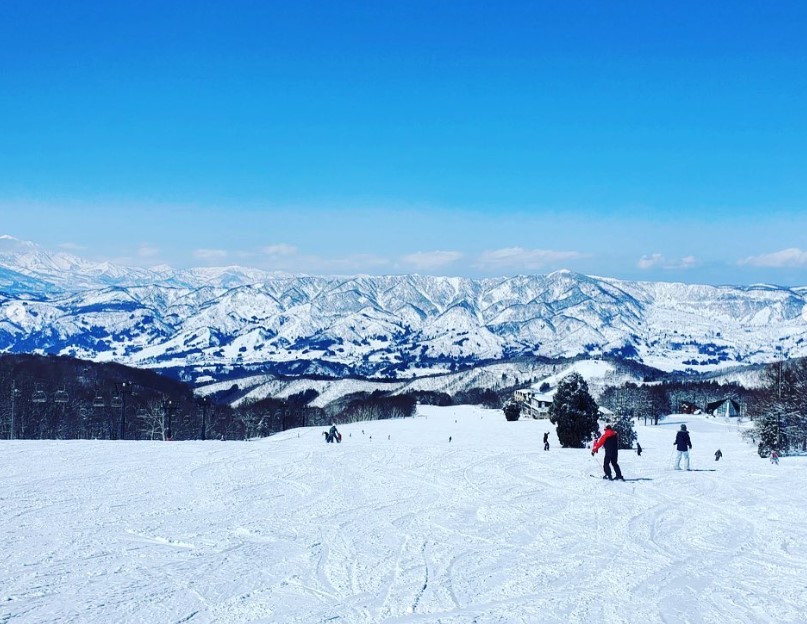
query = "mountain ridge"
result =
(1, 236, 806, 381)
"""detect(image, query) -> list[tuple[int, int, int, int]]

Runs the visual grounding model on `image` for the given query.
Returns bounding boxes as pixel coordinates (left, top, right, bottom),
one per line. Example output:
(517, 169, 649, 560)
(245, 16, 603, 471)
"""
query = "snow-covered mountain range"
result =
(2, 235, 806, 381)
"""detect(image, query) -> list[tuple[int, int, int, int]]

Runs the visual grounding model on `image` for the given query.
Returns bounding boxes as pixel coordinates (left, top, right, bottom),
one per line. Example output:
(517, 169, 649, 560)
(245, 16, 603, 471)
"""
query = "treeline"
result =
(747, 358, 807, 456)
(0, 354, 201, 440)
(596, 361, 807, 457)
(598, 379, 759, 424)
(0, 354, 424, 440)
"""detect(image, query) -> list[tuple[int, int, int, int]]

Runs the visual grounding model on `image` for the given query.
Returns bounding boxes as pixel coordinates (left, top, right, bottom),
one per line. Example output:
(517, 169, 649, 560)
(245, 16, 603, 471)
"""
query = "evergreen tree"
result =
(548, 373, 599, 447)
(503, 401, 521, 421)
(611, 413, 637, 450)
(752, 358, 807, 455)
(754, 408, 787, 457)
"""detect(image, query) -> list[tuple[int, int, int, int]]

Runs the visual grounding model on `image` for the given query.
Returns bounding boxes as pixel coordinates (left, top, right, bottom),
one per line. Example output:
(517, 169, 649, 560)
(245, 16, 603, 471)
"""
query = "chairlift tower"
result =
(198, 397, 209, 441)
(9, 383, 20, 440)
(162, 399, 175, 440)
(114, 382, 134, 440)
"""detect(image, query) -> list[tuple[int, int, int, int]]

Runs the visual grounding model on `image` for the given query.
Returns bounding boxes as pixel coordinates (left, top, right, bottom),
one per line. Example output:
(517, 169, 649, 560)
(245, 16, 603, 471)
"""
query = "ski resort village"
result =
(4, 2, 807, 622)
(2, 239, 807, 623)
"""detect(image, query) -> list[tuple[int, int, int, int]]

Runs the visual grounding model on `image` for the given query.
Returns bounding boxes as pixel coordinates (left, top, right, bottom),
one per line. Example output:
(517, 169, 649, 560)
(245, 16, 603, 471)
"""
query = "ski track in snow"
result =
(1, 407, 806, 623)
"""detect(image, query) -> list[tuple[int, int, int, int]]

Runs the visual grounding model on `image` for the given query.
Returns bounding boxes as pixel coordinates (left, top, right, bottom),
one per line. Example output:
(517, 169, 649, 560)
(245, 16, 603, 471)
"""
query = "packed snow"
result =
(2, 407, 805, 623)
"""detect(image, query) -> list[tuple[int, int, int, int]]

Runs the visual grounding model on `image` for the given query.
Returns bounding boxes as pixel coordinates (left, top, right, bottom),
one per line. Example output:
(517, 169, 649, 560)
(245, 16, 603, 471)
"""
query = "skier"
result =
(770, 450, 779, 465)
(674, 424, 692, 470)
(714, 449, 722, 461)
(636, 442, 643, 457)
(592, 424, 624, 481)
(329, 423, 341, 443)
(543, 432, 550, 451)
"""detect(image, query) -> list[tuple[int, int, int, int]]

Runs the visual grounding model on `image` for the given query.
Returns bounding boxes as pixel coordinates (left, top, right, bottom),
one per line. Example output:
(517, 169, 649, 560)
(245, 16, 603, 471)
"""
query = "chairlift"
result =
(54, 389, 69, 403)
(111, 395, 123, 408)
(32, 388, 47, 403)
(137, 407, 148, 418)
(93, 394, 105, 408)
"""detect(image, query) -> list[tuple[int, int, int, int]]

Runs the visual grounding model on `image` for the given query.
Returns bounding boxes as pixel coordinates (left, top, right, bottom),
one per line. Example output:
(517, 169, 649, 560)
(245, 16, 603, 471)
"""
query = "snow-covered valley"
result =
(2, 406, 804, 623)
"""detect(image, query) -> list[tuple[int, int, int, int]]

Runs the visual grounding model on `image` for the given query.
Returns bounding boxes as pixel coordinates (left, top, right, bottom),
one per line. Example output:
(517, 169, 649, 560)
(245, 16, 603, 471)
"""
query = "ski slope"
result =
(1, 407, 805, 623)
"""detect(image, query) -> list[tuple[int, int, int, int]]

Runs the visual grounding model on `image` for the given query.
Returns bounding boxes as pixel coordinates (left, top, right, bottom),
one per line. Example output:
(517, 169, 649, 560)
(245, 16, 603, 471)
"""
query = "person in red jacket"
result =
(592, 425, 624, 481)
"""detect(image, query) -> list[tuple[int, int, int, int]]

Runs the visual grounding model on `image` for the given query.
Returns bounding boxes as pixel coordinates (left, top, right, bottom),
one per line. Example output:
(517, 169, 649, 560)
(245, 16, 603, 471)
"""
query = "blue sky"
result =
(1, 1, 806, 285)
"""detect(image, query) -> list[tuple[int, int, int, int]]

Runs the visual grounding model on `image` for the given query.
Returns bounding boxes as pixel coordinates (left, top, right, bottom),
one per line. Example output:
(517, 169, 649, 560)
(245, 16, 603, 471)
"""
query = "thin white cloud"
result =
(137, 244, 159, 259)
(401, 250, 463, 270)
(193, 248, 228, 260)
(262, 243, 298, 256)
(637, 253, 698, 270)
(325, 254, 391, 273)
(740, 248, 807, 268)
(58, 242, 85, 251)
(475, 247, 585, 271)
(253, 245, 391, 274)
(637, 253, 664, 270)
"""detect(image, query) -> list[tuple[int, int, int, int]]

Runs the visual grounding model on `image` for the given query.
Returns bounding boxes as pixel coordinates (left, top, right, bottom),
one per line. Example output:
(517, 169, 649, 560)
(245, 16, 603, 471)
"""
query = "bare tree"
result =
(138, 400, 168, 440)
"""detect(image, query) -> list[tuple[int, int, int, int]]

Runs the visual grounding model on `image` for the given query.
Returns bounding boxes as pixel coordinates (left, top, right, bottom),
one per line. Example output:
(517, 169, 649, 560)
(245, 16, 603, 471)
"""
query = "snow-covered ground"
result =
(2, 407, 805, 623)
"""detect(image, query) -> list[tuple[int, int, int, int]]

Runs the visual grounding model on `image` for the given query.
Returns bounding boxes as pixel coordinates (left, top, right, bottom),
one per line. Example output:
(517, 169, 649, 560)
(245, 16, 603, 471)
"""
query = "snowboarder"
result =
(771, 450, 779, 465)
(674, 424, 692, 470)
(543, 432, 550, 451)
(449, 436, 452, 443)
(714, 449, 722, 461)
(592, 424, 624, 481)
(636, 442, 643, 456)
(329, 423, 341, 443)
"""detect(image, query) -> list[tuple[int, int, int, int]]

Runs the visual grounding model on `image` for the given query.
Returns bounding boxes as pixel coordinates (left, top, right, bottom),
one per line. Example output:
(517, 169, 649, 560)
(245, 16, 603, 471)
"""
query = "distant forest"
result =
(0, 355, 481, 440)
(5, 353, 804, 454)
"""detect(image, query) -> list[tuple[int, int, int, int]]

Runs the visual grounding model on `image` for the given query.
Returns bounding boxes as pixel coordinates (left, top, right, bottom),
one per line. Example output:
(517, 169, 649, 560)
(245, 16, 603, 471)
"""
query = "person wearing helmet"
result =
(591, 424, 624, 481)
(674, 424, 693, 470)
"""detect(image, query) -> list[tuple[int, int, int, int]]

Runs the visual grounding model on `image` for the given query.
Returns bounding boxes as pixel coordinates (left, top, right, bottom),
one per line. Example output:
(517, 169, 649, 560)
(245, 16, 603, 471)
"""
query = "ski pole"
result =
(589, 449, 601, 475)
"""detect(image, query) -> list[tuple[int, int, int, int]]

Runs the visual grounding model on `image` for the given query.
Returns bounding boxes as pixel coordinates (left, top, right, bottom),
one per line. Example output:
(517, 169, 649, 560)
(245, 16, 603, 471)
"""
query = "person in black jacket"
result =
(674, 424, 692, 470)
(543, 432, 550, 451)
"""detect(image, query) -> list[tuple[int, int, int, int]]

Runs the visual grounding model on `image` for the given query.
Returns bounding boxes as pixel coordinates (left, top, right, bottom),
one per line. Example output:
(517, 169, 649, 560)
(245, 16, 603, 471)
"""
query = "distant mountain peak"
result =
(1, 238, 806, 379)
(0, 234, 38, 251)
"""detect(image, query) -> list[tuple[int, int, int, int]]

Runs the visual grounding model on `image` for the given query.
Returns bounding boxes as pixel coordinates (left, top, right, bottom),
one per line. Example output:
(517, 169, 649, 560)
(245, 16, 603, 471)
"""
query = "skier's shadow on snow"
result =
(686, 469, 717, 472)
(590, 475, 654, 482)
